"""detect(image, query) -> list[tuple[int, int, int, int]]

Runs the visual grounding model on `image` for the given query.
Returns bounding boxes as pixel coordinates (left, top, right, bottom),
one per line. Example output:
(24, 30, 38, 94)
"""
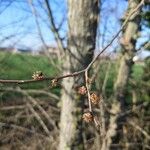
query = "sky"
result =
(0, 0, 67, 49)
(0, 0, 149, 58)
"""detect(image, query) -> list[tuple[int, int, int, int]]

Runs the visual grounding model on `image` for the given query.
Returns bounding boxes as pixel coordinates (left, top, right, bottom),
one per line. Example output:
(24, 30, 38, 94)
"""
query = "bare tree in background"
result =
(114, 0, 142, 112)
(101, 0, 143, 149)
(59, 0, 99, 149)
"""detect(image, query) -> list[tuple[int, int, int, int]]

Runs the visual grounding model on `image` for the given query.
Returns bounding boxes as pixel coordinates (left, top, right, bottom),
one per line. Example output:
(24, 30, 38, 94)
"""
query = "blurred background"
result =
(0, 0, 150, 150)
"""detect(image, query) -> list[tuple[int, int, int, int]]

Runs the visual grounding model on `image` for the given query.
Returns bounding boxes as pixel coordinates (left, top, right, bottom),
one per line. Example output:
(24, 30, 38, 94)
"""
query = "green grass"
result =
(0, 51, 148, 110)
(0, 51, 58, 89)
(131, 63, 144, 80)
(0, 51, 144, 92)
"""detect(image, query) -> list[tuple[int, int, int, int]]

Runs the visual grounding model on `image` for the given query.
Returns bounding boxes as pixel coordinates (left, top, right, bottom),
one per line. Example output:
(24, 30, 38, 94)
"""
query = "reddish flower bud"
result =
(90, 93, 100, 105)
(82, 112, 93, 123)
(78, 86, 87, 95)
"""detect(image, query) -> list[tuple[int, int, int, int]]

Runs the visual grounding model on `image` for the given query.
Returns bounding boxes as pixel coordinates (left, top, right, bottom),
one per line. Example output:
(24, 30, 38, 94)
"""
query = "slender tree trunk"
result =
(101, 0, 142, 149)
(113, 0, 142, 146)
(114, 0, 141, 109)
(59, 1, 99, 150)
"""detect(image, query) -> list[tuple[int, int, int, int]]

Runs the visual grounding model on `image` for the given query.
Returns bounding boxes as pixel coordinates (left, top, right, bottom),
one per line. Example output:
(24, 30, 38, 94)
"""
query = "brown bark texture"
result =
(101, 0, 142, 150)
(59, 0, 99, 150)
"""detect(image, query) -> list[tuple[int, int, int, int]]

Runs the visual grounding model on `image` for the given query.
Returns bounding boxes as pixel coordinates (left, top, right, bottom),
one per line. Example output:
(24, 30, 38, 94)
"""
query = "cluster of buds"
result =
(82, 112, 93, 123)
(78, 86, 87, 95)
(51, 79, 58, 87)
(77, 84, 102, 125)
(90, 93, 100, 105)
(32, 71, 44, 80)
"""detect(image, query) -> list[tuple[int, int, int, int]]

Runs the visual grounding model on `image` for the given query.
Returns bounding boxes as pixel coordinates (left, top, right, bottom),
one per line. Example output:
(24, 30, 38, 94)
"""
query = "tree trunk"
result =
(101, 0, 142, 149)
(59, 1, 99, 150)
(113, 0, 142, 146)
(114, 0, 141, 108)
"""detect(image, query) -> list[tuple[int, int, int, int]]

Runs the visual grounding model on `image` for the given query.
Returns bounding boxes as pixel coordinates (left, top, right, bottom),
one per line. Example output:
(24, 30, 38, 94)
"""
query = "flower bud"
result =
(82, 112, 93, 123)
(90, 93, 100, 105)
(32, 71, 44, 80)
(78, 86, 87, 95)
(51, 79, 58, 87)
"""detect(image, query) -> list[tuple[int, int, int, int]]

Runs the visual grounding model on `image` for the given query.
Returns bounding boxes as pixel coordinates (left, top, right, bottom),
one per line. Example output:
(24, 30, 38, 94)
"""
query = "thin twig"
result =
(26, 101, 52, 139)
(44, 0, 66, 55)
(85, 70, 92, 112)
(0, 88, 59, 100)
(28, 0, 61, 71)
(0, 122, 50, 141)
(128, 120, 150, 140)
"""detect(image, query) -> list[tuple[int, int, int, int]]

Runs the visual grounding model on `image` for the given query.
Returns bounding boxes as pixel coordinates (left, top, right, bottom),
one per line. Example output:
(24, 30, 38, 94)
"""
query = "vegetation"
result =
(0, 51, 146, 101)
(0, 51, 58, 89)
(0, 51, 57, 80)
(0, 0, 149, 149)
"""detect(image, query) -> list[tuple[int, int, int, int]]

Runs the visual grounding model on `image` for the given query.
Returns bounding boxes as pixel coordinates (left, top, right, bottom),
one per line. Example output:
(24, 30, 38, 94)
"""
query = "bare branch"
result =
(0, 122, 49, 140)
(85, 70, 92, 112)
(26, 101, 52, 138)
(44, 0, 66, 55)
(128, 120, 150, 140)
(28, 0, 61, 71)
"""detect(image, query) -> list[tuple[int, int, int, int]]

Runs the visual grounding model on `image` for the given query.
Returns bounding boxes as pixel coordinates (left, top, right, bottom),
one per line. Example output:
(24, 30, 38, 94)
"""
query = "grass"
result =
(0, 51, 144, 80)
(0, 51, 145, 96)
(0, 51, 58, 89)
(131, 63, 144, 80)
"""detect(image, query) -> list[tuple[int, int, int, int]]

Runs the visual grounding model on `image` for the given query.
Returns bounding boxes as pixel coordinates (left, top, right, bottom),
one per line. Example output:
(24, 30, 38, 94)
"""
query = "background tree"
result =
(101, 0, 145, 149)
(59, 0, 99, 149)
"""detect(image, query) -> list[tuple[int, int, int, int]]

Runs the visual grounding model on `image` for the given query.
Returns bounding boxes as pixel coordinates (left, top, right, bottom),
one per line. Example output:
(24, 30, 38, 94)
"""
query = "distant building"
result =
(17, 48, 32, 54)
(39, 46, 60, 58)
(0, 47, 18, 53)
(0, 47, 33, 54)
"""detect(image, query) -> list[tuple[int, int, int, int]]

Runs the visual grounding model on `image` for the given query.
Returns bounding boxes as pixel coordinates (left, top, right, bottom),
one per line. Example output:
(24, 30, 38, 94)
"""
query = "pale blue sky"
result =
(0, 0, 149, 58)
(0, 0, 67, 49)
